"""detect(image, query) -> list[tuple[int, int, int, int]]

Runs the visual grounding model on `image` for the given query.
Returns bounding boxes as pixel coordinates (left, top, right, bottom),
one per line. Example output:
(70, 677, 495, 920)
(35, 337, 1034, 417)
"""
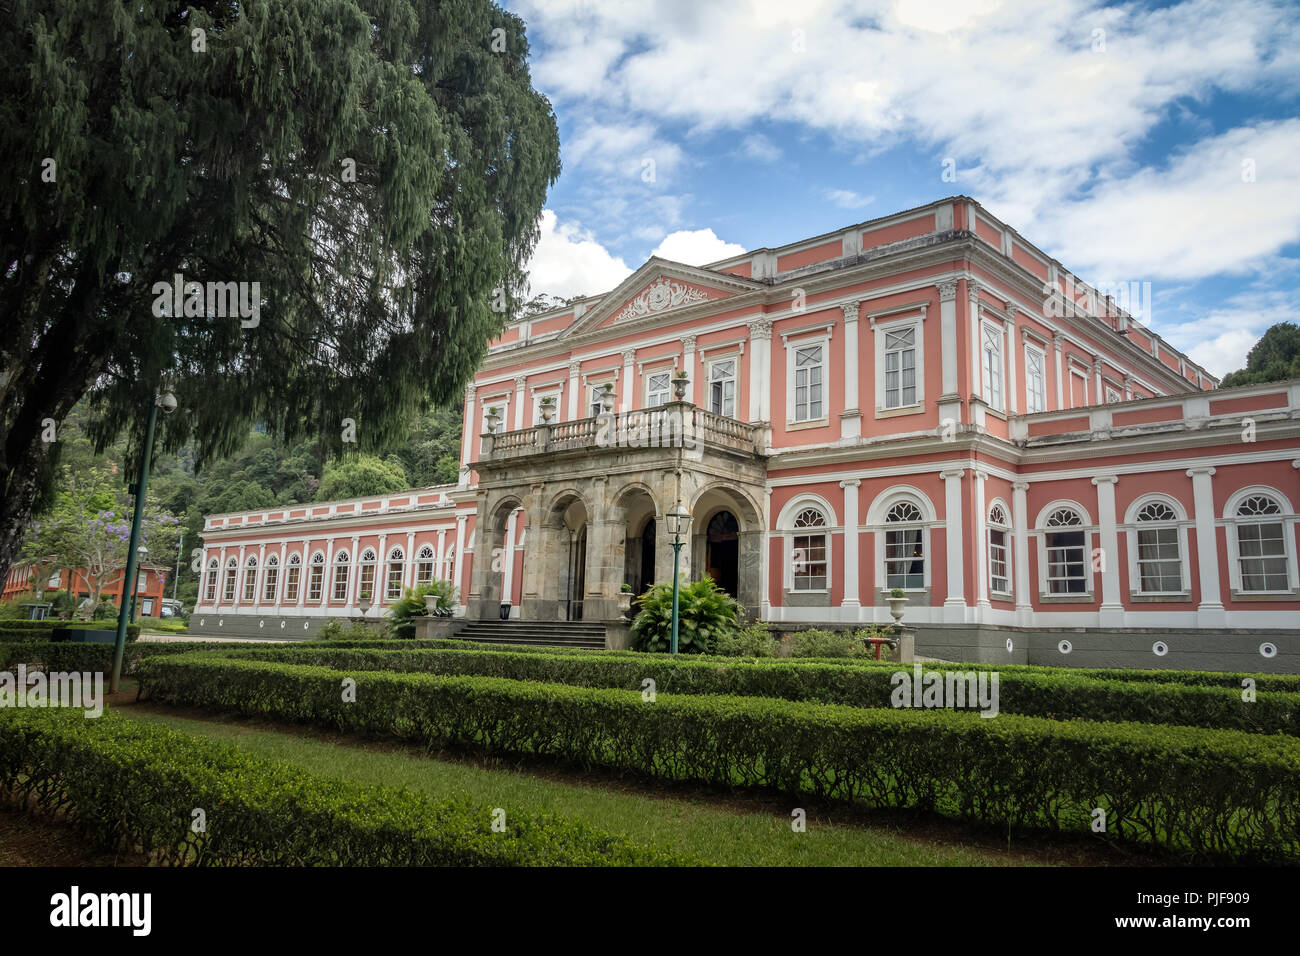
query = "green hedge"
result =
(137, 654, 1300, 862)
(0, 623, 140, 643)
(0, 708, 691, 866)
(212, 645, 1300, 736)
(0, 640, 269, 676)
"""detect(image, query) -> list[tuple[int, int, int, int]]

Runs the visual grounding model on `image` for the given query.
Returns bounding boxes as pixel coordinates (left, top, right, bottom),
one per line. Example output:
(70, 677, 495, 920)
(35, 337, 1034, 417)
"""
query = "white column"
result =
(502, 509, 518, 609)
(233, 545, 246, 609)
(567, 362, 581, 420)
(348, 535, 360, 609)
(940, 469, 966, 622)
(973, 470, 990, 613)
(217, 545, 228, 609)
(1093, 359, 1104, 404)
(405, 531, 416, 589)
(377, 533, 388, 607)
(436, 529, 448, 581)
(1012, 481, 1032, 623)
(682, 336, 698, 405)
(620, 349, 636, 411)
(1052, 333, 1065, 410)
(748, 319, 772, 424)
(1004, 315, 1018, 414)
(513, 376, 527, 429)
(454, 513, 469, 608)
(840, 479, 861, 610)
(937, 279, 962, 424)
(967, 280, 981, 400)
(1092, 475, 1123, 625)
(276, 542, 287, 607)
(1187, 466, 1225, 625)
(761, 487, 772, 619)
(296, 541, 309, 609)
(459, 384, 476, 487)
(840, 302, 861, 439)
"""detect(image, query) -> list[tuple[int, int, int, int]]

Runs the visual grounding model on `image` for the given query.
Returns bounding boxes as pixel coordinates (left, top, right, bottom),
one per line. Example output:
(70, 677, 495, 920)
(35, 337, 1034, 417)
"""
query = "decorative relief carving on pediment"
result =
(613, 277, 710, 322)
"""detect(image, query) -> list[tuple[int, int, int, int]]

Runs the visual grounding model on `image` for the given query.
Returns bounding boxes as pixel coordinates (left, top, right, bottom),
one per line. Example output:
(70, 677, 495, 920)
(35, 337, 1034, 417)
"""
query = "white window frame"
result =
(284, 553, 302, 603)
(786, 335, 829, 425)
(645, 368, 672, 408)
(867, 488, 936, 596)
(223, 558, 238, 602)
(777, 495, 838, 594)
(981, 320, 1004, 410)
(532, 388, 561, 425)
(1034, 502, 1094, 598)
(331, 551, 351, 602)
(1224, 486, 1299, 595)
(1124, 494, 1190, 597)
(987, 500, 1012, 597)
(874, 317, 924, 413)
(416, 545, 436, 585)
(357, 548, 378, 602)
(1024, 343, 1047, 414)
(262, 554, 279, 603)
(308, 552, 326, 602)
(386, 548, 405, 600)
(1068, 366, 1089, 408)
(242, 556, 258, 602)
(204, 559, 219, 603)
(707, 356, 738, 418)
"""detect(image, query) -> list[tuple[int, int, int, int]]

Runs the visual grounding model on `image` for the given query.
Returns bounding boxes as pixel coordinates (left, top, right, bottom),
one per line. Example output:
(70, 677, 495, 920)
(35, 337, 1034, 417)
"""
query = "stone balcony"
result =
(478, 402, 768, 464)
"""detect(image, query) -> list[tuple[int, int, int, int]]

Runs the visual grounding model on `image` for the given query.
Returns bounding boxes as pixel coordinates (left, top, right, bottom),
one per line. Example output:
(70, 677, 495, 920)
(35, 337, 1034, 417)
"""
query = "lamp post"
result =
(129, 545, 147, 623)
(664, 501, 691, 655)
(109, 384, 177, 694)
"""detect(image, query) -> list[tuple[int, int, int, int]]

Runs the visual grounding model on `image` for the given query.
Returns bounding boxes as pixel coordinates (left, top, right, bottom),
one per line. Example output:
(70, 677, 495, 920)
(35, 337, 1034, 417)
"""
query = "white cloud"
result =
(523, 210, 632, 300)
(739, 133, 782, 162)
(650, 228, 746, 266)
(824, 188, 875, 210)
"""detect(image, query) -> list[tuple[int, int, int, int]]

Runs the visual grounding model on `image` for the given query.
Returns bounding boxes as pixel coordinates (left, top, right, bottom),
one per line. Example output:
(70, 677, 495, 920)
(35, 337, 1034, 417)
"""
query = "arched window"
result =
(204, 558, 219, 603)
(791, 508, 828, 591)
(1134, 500, 1182, 594)
(223, 558, 238, 602)
(386, 547, 405, 600)
(416, 545, 435, 585)
(988, 502, 1010, 595)
(242, 555, 258, 602)
(1235, 494, 1289, 592)
(309, 552, 326, 602)
(444, 547, 456, 588)
(262, 554, 280, 603)
(1044, 507, 1086, 594)
(284, 553, 302, 603)
(331, 550, 351, 601)
(358, 548, 377, 602)
(885, 501, 925, 589)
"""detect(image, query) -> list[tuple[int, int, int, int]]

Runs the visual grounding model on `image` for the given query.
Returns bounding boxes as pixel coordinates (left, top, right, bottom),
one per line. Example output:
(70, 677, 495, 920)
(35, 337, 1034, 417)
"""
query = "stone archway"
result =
(690, 485, 764, 617)
(520, 489, 590, 621)
(615, 484, 659, 599)
(466, 494, 523, 619)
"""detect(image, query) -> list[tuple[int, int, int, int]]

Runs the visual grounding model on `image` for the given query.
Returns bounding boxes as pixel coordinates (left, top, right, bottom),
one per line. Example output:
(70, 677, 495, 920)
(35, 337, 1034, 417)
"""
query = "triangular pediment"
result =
(563, 258, 762, 338)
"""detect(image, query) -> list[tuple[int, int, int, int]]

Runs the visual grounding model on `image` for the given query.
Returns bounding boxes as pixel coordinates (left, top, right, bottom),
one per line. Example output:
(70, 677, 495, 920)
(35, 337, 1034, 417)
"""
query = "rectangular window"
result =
(284, 566, 301, 602)
(1239, 522, 1288, 591)
(1046, 531, 1088, 593)
(793, 344, 824, 422)
(417, 555, 435, 585)
(1025, 347, 1046, 413)
(308, 565, 324, 602)
(646, 371, 671, 407)
(885, 529, 925, 589)
(137, 572, 147, 592)
(589, 386, 604, 418)
(262, 567, 279, 602)
(242, 568, 256, 602)
(884, 327, 917, 409)
(791, 534, 828, 590)
(223, 568, 237, 602)
(982, 324, 1003, 409)
(141, 598, 153, 616)
(205, 570, 218, 603)
(386, 562, 404, 601)
(332, 565, 349, 601)
(1137, 527, 1181, 592)
(358, 563, 375, 600)
(989, 529, 1009, 593)
(709, 359, 737, 417)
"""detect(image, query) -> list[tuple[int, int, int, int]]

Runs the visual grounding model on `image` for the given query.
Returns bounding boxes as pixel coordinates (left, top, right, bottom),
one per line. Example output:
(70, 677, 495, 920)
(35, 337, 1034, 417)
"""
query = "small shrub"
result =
(317, 620, 374, 641)
(630, 578, 740, 654)
(715, 622, 779, 658)
(789, 628, 870, 659)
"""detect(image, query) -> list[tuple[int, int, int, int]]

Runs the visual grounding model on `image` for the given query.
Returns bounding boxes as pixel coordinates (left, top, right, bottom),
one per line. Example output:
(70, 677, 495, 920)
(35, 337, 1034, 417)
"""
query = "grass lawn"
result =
(111, 697, 1153, 867)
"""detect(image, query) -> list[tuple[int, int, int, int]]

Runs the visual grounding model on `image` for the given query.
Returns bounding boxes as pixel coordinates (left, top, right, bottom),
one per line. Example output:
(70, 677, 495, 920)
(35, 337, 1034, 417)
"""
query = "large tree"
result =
(0, 0, 560, 585)
(1220, 323, 1300, 388)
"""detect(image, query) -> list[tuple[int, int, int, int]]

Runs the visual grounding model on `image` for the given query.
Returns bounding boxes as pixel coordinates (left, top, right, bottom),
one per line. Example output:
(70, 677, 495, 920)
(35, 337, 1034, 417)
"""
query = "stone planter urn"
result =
(616, 591, 633, 616)
(887, 592, 908, 623)
(672, 373, 689, 400)
(485, 407, 502, 433)
(539, 398, 556, 423)
(358, 593, 372, 616)
(599, 383, 616, 413)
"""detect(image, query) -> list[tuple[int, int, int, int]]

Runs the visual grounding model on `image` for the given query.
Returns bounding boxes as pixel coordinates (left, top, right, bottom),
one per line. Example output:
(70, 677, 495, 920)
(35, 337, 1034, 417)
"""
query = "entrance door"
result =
(638, 518, 656, 595)
(568, 526, 587, 620)
(705, 511, 740, 599)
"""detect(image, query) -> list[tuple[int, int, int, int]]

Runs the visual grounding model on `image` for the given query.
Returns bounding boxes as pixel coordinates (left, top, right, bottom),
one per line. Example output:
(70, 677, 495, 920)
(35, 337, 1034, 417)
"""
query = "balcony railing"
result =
(480, 402, 765, 462)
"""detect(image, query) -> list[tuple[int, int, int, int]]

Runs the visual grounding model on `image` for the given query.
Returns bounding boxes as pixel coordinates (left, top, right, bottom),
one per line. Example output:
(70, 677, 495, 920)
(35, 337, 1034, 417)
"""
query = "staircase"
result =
(456, 620, 608, 650)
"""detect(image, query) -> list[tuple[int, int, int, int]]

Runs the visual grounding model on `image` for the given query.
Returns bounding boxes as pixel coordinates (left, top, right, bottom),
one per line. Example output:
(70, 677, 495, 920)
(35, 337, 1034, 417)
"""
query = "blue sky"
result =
(507, 0, 1300, 376)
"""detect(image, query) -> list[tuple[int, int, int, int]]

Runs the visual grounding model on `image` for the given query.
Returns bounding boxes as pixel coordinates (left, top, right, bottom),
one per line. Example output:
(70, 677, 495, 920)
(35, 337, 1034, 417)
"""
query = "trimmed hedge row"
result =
(0, 623, 140, 643)
(0, 708, 691, 866)
(0, 640, 269, 676)
(137, 654, 1300, 862)
(402, 638, 1300, 693)
(212, 645, 1300, 736)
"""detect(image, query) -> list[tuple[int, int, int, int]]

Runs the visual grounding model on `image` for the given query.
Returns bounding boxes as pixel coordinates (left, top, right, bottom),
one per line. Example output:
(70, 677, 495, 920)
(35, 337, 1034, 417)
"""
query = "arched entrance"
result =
(638, 518, 656, 595)
(705, 511, 740, 598)
(568, 525, 587, 620)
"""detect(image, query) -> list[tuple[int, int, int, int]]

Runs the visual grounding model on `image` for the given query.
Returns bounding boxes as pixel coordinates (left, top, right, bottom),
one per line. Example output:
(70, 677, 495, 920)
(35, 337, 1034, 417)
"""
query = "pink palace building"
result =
(191, 197, 1300, 671)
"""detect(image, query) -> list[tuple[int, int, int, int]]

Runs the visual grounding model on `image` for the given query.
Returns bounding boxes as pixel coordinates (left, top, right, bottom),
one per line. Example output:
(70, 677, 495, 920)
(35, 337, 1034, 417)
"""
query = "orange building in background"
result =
(2, 561, 170, 618)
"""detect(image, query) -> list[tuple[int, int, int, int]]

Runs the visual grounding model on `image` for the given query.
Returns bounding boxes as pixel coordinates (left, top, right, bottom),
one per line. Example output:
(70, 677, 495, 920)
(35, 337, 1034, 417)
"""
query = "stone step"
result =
(455, 635, 606, 649)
